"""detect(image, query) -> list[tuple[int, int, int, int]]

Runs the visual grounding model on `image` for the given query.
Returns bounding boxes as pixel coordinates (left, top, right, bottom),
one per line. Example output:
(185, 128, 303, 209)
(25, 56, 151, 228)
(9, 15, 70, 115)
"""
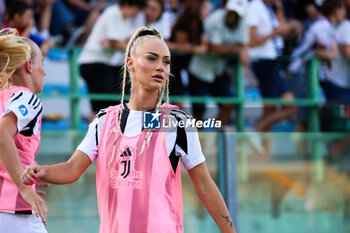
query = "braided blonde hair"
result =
(0, 28, 34, 89)
(110, 27, 171, 162)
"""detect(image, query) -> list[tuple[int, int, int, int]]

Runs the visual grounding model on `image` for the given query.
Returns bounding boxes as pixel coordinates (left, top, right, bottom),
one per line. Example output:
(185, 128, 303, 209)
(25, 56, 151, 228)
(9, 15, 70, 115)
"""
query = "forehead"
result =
(135, 38, 170, 57)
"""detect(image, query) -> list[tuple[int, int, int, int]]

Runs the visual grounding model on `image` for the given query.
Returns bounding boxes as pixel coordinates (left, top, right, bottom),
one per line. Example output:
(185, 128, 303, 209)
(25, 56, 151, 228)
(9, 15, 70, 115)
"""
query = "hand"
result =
(20, 186, 47, 225)
(35, 180, 51, 196)
(21, 163, 46, 185)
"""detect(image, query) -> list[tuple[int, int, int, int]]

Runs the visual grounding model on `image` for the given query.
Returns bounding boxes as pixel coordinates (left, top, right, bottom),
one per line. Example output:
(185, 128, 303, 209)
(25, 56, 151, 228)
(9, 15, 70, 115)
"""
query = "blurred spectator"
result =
(246, 0, 297, 154)
(78, 0, 146, 121)
(142, 0, 171, 39)
(289, 0, 345, 86)
(50, 0, 104, 46)
(163, 0, 184, 26)
(326, 8, 350, 102)
(3, 1, 54, 55)
(5, 0, 54, 40)
(168, 0, 210, 108)
(188, 0, 249, 125)
(285, 1, 320, 135)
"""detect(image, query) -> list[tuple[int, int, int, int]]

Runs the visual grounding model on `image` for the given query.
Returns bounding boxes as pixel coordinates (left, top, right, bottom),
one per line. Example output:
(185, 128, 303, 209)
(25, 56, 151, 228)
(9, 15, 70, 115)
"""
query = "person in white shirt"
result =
(78, 0, 146, 122)
(245, 0, 296, 155)
(188, 0, 249, 125)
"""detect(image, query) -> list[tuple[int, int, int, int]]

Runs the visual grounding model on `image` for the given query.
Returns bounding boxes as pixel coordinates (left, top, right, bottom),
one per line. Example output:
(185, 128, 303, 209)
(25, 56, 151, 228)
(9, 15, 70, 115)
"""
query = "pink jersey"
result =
(96, 104, 183, 233)
(0, 86, 42, 211)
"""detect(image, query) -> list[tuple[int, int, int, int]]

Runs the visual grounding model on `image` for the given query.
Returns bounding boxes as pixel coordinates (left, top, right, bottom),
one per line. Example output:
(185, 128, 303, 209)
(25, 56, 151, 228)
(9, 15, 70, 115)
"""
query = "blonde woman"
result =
(21, 27, 236, 233)
(0, 28, 47, 232)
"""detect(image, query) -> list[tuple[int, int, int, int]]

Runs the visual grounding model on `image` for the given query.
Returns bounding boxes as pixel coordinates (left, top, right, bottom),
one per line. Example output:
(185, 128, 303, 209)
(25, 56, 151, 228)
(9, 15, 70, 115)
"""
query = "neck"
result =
(11, 73, 34, 93)
(128, 88, 160, 111)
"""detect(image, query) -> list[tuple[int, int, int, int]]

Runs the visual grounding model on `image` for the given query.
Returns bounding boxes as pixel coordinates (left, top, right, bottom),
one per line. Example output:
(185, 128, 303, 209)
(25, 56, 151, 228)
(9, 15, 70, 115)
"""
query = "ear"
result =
(126, 57, 135, 72)
(24, 60, 33, 73)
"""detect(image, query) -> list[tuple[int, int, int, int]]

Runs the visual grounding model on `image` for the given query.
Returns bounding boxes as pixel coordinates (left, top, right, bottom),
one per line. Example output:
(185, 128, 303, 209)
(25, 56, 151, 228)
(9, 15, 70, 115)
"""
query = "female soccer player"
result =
(21, 27, 236, 233)
(0, 28, 47, 232)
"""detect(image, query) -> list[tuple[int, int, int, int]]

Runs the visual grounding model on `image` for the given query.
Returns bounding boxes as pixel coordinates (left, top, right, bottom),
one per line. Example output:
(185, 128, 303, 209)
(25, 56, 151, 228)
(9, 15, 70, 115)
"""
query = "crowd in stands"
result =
(1, 0, 349, 140)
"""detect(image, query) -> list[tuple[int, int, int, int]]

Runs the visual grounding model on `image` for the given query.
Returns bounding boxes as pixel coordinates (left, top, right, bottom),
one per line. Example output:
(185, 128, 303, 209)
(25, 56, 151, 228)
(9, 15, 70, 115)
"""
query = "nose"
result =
(156, 61, 164, 72)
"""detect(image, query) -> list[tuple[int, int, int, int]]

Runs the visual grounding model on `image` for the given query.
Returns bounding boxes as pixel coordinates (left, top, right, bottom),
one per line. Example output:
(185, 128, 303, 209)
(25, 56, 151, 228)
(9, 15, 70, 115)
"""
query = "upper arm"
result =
(0, 112, 18, 138)
(3, 91, 42, 136)
(76, 109, 106, 162)
(187, 162, 212, 192)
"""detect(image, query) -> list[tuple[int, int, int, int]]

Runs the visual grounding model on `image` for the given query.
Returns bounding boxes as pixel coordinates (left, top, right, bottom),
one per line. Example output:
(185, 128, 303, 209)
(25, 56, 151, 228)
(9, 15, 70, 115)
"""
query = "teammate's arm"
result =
(21, 150, 92, 185)
(0, 112, 47, 224)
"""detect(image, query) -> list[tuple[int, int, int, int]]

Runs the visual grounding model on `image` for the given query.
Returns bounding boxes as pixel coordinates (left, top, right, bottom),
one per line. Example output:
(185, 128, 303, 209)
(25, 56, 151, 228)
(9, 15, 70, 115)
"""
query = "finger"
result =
(22, 175, 33, 185)
(36, 190, 46, 195)
(35, 182, 50, 188)
(20, 172, 30, 184)
(32, 204, 39, 218)
(41, 201, 48, 225)
(36, 200, 47, 225)
(24, 173, 35, 184)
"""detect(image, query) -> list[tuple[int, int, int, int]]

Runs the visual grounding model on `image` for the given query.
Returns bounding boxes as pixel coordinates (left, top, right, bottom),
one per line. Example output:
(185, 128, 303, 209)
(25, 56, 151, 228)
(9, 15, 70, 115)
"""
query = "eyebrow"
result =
(145, 52, 170, 59)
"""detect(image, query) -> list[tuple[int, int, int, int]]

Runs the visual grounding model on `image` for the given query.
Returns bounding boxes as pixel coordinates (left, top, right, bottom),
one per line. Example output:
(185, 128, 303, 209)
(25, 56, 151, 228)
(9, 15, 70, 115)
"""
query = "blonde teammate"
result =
(0, 28, 47, 232)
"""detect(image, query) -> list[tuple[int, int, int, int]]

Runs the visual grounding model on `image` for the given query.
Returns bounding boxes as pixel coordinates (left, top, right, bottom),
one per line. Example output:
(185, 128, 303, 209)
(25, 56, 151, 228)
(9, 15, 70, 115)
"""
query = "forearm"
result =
(314, 48, 338, 60)
(209, 43, 241, 55)
(40, 162, 81, 184)
(0, 132, 27, 192)
(189, 163, 236, 233)
(195, 178, 236, 233)
(249, 32, 275, 48)
(108, 39, 128, 50)
(38, 150, 91, 185)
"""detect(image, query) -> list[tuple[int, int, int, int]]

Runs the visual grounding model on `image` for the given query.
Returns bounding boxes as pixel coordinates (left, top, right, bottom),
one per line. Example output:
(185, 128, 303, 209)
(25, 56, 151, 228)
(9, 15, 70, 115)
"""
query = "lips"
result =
(152, 74, 164, 82)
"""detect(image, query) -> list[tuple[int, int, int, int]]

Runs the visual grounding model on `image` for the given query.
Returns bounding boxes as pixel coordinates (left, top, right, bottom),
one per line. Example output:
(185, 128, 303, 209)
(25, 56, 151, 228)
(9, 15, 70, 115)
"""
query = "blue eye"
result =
(148, 57, 156, 61)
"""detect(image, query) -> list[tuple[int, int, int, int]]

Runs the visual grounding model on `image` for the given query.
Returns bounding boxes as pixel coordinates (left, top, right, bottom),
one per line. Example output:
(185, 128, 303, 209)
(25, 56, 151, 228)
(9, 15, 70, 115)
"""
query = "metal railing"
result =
(39, 48, 348, 184)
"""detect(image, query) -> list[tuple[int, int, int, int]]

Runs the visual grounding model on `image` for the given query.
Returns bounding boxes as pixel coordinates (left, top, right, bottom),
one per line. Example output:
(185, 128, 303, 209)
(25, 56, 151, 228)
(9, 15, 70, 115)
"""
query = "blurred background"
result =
(2, 0, 350, 232)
